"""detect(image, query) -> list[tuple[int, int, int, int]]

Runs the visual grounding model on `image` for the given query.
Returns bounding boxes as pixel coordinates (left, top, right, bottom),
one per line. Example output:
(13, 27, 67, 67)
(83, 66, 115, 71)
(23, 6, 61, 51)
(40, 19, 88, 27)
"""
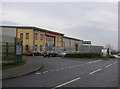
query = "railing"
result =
(2, 40, 22, 65)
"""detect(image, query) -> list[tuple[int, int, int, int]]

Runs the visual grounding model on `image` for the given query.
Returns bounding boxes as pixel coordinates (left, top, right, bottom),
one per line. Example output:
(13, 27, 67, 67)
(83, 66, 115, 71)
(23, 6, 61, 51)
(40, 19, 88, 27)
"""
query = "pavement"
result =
(2, 58, 43, 80)
(2, 56, 118, 88)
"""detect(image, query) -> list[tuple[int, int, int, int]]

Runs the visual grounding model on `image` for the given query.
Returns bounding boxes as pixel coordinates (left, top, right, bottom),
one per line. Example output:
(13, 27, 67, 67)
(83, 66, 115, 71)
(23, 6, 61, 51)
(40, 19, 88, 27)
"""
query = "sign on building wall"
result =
(16, 45, 22, 55)
(16, 39, 22, 55)
(46, 36, 55, 51)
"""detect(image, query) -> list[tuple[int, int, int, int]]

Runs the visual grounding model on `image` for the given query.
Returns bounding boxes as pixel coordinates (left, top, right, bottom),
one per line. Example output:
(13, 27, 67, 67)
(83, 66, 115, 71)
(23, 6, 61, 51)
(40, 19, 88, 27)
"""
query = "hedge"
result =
(64, 52, 101, 58)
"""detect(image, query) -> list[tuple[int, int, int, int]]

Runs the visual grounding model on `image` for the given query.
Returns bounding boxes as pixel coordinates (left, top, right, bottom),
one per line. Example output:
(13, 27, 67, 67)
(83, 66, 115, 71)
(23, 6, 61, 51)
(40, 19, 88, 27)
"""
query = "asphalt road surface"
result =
(2, 56, 119, 88)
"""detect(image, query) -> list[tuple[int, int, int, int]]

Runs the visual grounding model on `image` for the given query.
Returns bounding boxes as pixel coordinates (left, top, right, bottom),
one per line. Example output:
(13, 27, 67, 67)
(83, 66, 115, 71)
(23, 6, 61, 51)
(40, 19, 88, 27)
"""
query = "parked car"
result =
(118, 53, 120, 56)
(60, 52, 66, 57)
(26, 51, 41, 56)
(43, 51, 59, 57)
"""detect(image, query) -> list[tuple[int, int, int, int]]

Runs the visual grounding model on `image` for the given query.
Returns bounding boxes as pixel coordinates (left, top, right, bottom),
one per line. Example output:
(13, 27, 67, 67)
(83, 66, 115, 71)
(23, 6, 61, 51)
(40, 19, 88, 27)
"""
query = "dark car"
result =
(43, 51, 59, 57)
(26, 51, 41, 56)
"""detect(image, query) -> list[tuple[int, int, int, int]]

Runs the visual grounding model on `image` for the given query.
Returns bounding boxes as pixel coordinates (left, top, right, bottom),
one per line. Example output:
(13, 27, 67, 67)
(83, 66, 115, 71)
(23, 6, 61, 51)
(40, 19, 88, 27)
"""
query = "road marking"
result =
(94, 60, 102, 62)
(105, 64, 112, 68)
(43, 71, 48, 73)
(55, 69, 60, 71)
(53, 77, 80, 89)
(60, 68, 64, 70)
(68, 66, 72, 68)
(35, 72, 41, 75)
(65, 67, 69, 69)
(36, 62, 99, 75)
(75, 65, 79, 67)
(50, 70, 55, 72)
(89, 69, 102, 75)
(87, 60, 102, 64)
(72, 66, 75, 68)
(114, 62, 117, 64)
(87, 62, 92, 64)
(81, 64, 84, 66)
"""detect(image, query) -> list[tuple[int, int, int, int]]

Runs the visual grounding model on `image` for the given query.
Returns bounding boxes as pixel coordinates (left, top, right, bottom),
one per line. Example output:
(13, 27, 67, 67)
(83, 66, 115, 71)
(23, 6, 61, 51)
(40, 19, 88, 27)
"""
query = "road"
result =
(2, 56, 119, 88)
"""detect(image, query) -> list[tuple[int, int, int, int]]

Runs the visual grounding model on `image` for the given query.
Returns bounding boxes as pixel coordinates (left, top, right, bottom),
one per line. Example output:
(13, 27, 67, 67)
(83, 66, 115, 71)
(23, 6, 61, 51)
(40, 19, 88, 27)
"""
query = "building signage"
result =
(16, 45, 22, 55)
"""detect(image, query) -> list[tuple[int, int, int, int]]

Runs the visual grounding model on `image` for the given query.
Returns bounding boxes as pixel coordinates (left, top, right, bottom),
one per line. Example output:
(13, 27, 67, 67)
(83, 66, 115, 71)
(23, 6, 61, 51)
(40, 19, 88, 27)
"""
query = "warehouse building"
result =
(63, 36, 103, 53)
(63, 36, 83, 52)
(79, 44, 104, 53)
(1, 25, 103, 54)
(1, 26, 64, 53)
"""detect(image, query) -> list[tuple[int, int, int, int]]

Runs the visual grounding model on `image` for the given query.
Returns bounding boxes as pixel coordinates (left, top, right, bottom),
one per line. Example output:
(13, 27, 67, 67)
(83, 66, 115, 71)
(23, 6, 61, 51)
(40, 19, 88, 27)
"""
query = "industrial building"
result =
(63, 36, 83, 52)
(1, 26, 103, 54)
(1, 26, 64, 53)
(63, 36, 103, 53)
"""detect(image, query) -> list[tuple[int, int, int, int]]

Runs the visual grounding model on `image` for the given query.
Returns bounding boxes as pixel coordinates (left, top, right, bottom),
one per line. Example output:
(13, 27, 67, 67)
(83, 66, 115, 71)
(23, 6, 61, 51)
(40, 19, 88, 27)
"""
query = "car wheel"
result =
(49, 55, 52, 57)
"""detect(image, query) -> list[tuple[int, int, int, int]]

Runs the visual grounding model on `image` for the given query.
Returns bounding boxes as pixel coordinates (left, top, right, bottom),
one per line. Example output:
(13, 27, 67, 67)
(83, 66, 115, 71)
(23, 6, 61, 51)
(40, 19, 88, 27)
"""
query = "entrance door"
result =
(75, 44, 78, 52)
(25, 45, 29, 51)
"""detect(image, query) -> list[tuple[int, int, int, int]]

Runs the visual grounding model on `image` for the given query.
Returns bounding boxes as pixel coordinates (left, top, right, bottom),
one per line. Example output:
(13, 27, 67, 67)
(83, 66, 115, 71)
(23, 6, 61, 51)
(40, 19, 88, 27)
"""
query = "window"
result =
(60, 37, 62, 43)
(26, 33, 29, 39)
(35, 33, 38, 40)
(57, 37, 59, 42)
(40, 45, 43, 51)
(34, 45, 37, 51)
(20, 33, 23, 40)
(40, 34, 43, 40)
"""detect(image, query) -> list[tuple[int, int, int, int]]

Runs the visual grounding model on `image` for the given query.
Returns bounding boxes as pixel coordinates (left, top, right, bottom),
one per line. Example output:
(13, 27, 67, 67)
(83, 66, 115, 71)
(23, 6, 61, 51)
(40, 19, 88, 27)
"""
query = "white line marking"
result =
(55, 69, 60, 71)
(68, 66, 72, 68)
(72, 66, 75, 68)
(75, 65, 79, 67)
(35, 72, 41, 75)
(105, 64, 112, 68)
(43, 71, 48, 73)
(65, 67, 69, 69)
(87, 60, 102, 64)
(81, 64, 84, 66)
(87, 62, 92, 64)
(50, 70, 55, 72)
(53, 77, 80, 89)
(60, 68, 64, 70)
(89, 69, 102, 75)
(114, 62, 117, 64)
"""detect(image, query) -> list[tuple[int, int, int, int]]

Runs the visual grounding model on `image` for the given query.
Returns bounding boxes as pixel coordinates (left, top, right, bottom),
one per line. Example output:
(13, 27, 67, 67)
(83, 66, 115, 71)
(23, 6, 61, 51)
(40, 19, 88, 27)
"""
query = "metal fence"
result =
(2, 39, 22, 65)
(79, 45, 104, 53)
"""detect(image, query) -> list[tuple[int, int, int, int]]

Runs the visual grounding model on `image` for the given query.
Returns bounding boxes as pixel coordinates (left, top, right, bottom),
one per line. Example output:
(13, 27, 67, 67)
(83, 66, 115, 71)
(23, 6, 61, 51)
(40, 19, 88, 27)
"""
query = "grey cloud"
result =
(2, 2, 118, 49)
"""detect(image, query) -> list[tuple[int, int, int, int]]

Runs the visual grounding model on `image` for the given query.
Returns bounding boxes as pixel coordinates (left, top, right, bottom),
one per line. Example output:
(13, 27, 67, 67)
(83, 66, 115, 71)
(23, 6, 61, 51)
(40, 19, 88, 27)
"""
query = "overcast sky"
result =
(1, 2, 118, 50)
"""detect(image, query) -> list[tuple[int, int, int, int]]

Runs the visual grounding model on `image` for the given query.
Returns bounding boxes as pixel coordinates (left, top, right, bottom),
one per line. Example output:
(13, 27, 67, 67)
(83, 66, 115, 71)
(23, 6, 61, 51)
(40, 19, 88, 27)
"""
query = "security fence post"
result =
(20, 41, 23, 62)
(14, 37, 16, 64)
(6, 42, 8, 57)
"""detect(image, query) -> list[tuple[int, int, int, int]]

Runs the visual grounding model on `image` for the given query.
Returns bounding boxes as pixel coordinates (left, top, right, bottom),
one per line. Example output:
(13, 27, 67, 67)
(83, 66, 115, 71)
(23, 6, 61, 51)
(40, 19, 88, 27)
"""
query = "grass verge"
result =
(2, 60, 26, 70)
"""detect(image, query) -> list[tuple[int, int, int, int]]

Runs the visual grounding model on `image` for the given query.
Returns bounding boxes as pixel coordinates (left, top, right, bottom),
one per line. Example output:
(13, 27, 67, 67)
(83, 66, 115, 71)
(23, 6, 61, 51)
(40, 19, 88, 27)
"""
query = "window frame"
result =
(20, 33, 23, 40)
(40, 34, 43, 40)
(35, 33, 38, 40)
(26, 33, 29, 39)
(57, 37, 59, 43)
(40, 45, 43, 51)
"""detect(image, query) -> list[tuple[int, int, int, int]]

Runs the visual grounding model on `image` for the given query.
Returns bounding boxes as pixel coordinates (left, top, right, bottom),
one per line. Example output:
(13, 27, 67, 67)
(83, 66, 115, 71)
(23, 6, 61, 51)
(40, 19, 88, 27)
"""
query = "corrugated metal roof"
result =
(0, 25, 64, 35)
(63, 36, 83, 41)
